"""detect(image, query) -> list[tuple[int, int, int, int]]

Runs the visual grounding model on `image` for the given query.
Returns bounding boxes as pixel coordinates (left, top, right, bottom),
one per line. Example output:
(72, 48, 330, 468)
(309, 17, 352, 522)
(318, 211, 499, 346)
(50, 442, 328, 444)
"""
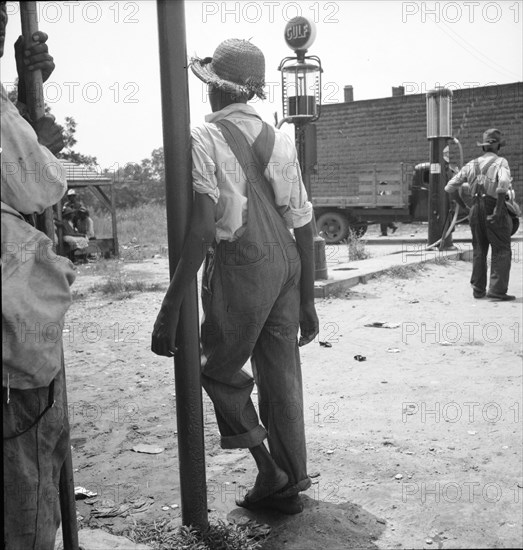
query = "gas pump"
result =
(426, 87, 468, 250)
(277, 16, 327, 280)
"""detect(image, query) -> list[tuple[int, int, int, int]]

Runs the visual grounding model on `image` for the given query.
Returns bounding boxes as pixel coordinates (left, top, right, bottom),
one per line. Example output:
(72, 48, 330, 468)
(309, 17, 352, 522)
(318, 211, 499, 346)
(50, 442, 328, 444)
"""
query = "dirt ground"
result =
(62, 229, 522, 549)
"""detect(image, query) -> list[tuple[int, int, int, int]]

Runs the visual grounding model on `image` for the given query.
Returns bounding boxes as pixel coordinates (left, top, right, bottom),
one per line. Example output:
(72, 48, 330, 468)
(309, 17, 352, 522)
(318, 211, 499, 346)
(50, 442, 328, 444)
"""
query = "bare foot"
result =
(242, 468, 289, 502)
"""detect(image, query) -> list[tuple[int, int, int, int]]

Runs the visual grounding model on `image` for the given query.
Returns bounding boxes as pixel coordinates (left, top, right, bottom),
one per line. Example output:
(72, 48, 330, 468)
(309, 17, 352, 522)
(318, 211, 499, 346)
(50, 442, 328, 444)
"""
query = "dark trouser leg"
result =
(251, 279, 310, 490)
(3, 369, 69, 550)
(469, 204, 489, 294)
(487, 212, 512, 296)
(201, 286, 271, 449)
(380, 223, 387, 236)
(201, 368, 267, 449)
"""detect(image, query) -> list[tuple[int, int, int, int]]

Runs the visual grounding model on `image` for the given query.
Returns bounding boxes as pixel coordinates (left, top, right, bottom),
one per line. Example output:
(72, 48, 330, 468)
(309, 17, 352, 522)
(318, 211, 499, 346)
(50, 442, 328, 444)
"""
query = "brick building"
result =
(314, 82, 523, 201)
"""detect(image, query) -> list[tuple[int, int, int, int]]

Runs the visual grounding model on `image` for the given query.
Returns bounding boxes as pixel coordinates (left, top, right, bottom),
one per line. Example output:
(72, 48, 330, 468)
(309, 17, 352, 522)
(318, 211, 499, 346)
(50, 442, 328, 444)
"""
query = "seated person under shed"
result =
(75, 206, 95, 239)
(55, 206, 89, 260)
(63, 188, 83, 222)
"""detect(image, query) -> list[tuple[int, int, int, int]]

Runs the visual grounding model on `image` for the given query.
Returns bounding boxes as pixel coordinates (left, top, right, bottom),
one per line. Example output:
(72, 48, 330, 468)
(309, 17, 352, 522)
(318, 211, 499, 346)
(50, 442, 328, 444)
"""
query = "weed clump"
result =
(125, 519, 269, 550)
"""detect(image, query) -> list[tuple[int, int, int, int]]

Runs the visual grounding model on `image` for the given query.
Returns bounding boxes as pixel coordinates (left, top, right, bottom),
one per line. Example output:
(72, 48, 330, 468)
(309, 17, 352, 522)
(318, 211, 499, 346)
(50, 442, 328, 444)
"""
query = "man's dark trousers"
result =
(469, 195, 512, 296)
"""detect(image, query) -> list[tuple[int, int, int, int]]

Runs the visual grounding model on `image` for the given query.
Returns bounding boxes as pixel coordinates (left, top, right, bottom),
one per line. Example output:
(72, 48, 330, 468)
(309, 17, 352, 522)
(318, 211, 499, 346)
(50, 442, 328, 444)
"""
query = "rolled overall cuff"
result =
(220, 425, 267, 449)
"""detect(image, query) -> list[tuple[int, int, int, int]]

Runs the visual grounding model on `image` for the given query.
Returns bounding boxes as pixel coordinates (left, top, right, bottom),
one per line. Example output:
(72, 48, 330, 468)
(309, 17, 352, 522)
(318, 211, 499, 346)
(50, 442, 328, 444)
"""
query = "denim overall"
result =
(469, 158, 512, 296)
(200, 120, 310, 491)
(3, 367, 69, 550)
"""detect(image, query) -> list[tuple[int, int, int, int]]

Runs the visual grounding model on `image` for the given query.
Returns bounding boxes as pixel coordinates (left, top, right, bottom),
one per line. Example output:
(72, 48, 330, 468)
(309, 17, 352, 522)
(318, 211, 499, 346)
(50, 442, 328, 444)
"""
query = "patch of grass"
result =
(432, 255, 452, 266)
(344, 229, 370, 261)
(125, 519, 268, 550)
(91, 269, 164, 300)
(371, 263, 427, 280)
(91, 204, 168, 259)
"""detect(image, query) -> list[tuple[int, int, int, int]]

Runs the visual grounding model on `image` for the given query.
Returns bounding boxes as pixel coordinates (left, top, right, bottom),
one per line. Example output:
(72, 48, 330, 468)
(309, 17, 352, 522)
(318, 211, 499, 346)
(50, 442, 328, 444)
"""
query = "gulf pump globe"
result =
(278, 16, 323, 122)
(426, 86, 453, 138)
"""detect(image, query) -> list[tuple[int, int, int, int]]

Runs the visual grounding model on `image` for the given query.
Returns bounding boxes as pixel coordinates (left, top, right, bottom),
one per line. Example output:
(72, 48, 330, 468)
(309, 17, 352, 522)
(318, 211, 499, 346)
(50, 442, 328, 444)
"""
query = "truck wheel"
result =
(317, 212, 349, 244)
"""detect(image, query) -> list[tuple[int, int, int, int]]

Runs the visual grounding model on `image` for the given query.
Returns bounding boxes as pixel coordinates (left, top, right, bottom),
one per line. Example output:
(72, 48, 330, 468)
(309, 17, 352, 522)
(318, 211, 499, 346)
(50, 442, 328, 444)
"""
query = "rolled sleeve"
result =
(287, 199, 313, 229)
(191, 127, 220, 203)
(268, 131, 313, 229)
(444, 165, 469, 193)
(496, 159, 511, 194)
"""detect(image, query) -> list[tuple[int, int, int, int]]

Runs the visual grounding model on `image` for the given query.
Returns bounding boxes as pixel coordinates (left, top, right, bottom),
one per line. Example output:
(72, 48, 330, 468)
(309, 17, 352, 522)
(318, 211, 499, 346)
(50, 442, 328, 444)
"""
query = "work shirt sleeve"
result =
(266, 131, 313, 229)
(444, 162, 471, 193)
(496, 158, 511, 194)
(191, 126, 220, 203)
(0, 85, 66, 215)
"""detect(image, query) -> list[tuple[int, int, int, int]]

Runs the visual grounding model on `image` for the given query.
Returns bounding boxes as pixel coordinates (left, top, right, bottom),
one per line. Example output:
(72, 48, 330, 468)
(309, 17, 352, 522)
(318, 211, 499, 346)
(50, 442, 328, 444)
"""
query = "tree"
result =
(108, 148, 167, 208)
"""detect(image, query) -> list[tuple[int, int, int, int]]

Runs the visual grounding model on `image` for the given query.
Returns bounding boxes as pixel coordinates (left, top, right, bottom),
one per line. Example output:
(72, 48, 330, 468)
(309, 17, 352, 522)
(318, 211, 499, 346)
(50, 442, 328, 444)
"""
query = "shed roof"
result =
(62, 161, 112, 186)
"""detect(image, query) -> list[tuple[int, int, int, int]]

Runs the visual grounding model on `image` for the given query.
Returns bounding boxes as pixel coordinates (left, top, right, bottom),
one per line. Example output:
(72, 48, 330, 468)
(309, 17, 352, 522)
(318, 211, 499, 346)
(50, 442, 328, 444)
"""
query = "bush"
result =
(126, 519, 269, 550)
(345, 229, 370, 261)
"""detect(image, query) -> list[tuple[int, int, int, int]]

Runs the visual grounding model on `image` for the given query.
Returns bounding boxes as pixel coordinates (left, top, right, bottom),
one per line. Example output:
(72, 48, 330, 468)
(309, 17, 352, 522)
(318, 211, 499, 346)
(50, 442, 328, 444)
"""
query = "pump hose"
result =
(426, 205, 469, 250)
(425, 137, 466, 251)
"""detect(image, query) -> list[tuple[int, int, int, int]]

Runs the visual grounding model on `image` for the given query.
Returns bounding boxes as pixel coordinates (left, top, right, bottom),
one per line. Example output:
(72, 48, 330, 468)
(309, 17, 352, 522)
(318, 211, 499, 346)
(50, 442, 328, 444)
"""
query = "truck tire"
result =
(317, 212, 349, 244)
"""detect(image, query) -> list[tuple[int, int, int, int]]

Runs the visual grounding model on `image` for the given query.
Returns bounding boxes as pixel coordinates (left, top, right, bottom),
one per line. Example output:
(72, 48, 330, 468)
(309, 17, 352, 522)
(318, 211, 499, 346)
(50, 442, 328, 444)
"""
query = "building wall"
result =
(313, 82, 523, 201)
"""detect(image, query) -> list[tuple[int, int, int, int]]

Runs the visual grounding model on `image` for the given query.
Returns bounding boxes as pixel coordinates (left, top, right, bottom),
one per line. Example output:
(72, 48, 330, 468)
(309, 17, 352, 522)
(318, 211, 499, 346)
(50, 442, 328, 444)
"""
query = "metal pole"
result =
(295, 122, 328, 280)
(58, 354, 79, 550)
(428, 137, 452, 249)
(20, 4, 79, 549)
(156, 0, 208, 530)
(20, 2, 55, 241)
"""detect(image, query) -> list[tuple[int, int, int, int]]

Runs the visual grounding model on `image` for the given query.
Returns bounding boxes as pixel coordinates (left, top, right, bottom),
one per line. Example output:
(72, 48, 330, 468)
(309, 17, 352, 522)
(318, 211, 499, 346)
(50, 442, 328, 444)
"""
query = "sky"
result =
(2, 0, 522, 170)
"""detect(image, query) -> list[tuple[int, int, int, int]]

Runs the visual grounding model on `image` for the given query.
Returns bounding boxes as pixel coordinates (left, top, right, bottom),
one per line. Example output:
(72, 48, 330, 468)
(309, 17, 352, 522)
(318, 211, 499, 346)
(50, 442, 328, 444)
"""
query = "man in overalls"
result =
(445, 129, 514, 301)
(151, 39, 319, 514)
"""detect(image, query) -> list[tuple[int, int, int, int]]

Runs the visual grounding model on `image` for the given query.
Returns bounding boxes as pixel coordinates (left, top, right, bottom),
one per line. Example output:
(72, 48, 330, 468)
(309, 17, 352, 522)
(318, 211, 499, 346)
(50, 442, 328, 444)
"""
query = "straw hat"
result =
(190, 39, 266, 99)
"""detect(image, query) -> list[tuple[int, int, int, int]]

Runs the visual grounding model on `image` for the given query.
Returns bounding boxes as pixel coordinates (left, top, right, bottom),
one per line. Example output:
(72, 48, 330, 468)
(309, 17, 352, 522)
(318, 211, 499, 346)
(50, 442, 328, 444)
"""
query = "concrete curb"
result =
(314, 248, 473, 299)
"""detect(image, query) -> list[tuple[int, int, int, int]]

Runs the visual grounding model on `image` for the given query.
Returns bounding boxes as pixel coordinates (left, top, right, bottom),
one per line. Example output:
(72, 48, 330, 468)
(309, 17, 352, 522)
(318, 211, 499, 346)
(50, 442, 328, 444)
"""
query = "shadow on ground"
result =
(228, 495, 385, 550)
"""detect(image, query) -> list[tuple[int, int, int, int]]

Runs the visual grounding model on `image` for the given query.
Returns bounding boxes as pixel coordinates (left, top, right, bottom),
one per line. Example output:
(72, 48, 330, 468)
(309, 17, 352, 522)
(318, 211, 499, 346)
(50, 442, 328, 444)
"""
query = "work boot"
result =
(486, 293, 516, 301)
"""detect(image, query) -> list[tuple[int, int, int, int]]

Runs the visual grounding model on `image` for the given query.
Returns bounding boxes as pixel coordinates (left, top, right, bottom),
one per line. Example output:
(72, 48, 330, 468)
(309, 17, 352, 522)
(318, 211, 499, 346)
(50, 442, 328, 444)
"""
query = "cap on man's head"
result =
(477, 128, 506, 147)
(190, 38, 266, 99)
(62, 207, 75, 218)
(67, 189, 77, 196)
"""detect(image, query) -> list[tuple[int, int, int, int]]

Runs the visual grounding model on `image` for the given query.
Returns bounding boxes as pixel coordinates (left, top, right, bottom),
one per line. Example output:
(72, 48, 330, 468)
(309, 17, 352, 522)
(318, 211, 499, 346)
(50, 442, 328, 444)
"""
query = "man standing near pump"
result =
(445, 128, 516, 301)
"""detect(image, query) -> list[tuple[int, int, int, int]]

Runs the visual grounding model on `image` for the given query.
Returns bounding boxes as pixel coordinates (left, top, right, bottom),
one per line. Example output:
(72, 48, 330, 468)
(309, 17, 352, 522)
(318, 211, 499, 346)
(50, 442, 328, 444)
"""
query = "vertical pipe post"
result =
(295, 121, 328, 279)
(428, 137, 452, 248)
(20, 5, 79, 549)
(20, 2, 55, 241)
(156, 0, 208, 530)
(58, 354, 79, 550)
(110, 184, 119, 258)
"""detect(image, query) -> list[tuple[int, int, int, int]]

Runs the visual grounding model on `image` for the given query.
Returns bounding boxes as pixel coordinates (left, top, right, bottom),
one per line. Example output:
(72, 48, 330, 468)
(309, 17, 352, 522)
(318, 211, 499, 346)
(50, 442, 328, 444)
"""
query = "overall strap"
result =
(252, 120, 276, 169)
(471, 156, 498, 196)
(215, 119, 279, 212)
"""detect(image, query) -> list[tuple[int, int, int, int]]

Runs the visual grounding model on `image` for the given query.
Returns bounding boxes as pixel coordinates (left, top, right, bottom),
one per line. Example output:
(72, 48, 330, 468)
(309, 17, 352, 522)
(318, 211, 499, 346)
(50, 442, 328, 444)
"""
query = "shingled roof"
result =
(61, 161, 112, 185)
